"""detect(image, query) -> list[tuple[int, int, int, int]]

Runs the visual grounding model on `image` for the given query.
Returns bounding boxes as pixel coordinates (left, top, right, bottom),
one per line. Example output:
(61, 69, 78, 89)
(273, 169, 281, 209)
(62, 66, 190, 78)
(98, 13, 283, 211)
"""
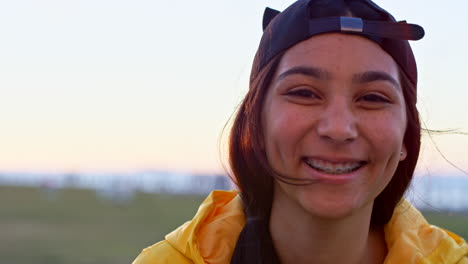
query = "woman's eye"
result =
(286, 89, 319, 98)
(360, 94, 391, 103)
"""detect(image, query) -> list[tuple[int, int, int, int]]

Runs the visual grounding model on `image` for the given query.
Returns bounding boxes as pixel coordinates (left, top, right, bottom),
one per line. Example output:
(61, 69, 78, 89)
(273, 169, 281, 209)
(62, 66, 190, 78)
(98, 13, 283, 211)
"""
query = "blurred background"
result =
(0, 0, 467, 263)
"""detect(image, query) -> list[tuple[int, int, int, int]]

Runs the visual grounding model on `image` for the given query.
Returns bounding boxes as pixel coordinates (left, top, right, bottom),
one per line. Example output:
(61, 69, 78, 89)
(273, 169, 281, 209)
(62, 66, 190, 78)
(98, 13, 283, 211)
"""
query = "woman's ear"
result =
(400, 145, 407, 161)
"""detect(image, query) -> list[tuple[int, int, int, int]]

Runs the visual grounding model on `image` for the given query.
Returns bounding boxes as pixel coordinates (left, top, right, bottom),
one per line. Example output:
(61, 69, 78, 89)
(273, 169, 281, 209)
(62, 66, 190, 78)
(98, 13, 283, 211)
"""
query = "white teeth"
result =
(304, 159, 364, 174)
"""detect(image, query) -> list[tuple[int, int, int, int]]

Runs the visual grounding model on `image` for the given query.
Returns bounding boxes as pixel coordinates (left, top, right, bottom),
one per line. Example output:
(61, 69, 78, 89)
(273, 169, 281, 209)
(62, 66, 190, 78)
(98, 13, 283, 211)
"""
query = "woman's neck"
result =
(269, 190, 387, 264)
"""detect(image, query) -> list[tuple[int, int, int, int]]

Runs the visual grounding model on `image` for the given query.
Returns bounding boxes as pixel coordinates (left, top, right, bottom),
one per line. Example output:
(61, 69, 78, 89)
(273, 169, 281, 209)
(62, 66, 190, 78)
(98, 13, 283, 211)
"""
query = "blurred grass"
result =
(0, 186, 466, 264)
(0, 186, 205, 264)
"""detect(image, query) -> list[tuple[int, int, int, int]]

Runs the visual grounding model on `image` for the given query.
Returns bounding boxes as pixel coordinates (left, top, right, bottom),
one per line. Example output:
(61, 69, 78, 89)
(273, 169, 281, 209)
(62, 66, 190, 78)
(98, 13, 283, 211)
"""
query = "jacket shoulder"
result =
(132, 240, 194, 264)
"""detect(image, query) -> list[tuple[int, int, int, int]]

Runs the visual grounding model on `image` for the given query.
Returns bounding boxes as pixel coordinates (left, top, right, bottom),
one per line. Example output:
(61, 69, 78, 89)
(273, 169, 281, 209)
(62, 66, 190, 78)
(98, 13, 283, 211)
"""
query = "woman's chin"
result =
(296, 191, 372, 220)
(274, 180, 376, 221)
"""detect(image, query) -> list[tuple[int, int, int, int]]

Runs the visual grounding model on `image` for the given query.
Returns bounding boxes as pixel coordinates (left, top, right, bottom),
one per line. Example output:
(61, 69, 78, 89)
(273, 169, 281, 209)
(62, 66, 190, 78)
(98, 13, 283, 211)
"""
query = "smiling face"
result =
(262, 33, 408, 219)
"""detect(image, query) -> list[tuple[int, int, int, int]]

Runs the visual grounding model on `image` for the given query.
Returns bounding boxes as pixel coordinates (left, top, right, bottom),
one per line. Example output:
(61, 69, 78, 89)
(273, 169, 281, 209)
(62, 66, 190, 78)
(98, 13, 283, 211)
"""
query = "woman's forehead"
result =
(276, 33, 399, 79)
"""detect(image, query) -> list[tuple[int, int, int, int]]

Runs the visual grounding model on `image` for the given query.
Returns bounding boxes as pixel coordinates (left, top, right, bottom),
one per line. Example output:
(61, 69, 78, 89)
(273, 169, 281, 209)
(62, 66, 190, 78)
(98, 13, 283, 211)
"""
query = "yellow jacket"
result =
(133, 190, 468, 264)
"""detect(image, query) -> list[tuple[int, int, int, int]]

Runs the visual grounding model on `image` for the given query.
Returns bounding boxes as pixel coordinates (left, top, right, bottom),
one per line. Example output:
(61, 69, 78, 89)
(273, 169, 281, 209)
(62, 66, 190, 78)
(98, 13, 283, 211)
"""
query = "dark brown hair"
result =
(229, 52, 284, 264)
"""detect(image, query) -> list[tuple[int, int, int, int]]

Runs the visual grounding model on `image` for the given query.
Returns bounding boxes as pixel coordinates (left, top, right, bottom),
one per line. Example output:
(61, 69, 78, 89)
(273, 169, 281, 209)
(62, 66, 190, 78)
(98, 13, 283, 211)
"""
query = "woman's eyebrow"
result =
(276, 66, 330, 81)
(352, 71, 400, 89)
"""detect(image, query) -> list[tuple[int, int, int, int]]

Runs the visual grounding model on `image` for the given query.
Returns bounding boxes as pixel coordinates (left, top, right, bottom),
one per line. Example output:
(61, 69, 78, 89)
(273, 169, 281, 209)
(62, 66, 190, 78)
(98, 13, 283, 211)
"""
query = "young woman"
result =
(133, 0, 468, 263)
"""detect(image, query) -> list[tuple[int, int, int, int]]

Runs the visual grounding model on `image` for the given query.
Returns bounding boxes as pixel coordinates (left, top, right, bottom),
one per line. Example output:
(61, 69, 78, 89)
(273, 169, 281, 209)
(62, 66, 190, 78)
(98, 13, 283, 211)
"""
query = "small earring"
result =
(400, 151, 403, 156)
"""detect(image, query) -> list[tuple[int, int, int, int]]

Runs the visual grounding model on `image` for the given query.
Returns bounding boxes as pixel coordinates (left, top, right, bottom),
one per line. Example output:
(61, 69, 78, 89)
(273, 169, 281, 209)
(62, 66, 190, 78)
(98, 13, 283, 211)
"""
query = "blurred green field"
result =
(0, 186, 467, 264)
(0, 186, 205, 264)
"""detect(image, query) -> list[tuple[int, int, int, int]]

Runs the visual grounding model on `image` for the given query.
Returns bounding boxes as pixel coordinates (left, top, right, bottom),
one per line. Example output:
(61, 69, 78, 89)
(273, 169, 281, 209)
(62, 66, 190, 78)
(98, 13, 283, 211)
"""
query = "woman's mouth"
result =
(303, 158, 367, 175)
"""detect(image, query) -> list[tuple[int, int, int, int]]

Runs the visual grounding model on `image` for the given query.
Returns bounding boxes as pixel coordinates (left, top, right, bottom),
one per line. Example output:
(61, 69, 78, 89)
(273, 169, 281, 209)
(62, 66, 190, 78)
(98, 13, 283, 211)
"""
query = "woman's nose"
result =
(316, 101, 358, 144)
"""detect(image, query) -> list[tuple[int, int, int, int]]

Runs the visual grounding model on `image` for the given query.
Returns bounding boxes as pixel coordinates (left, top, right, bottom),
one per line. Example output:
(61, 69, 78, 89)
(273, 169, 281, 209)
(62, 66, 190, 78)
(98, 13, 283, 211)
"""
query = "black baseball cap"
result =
(255, 0, 424, 88)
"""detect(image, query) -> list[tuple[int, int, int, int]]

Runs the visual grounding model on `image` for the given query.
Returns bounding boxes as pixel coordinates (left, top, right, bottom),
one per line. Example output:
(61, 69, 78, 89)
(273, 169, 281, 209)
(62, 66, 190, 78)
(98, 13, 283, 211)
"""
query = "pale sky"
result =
(0, 0, 467, 175)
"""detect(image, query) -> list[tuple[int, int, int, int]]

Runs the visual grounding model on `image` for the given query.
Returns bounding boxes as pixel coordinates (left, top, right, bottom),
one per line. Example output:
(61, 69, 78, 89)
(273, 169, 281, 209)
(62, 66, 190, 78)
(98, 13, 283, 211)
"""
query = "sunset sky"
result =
(1, 0, 467, 176)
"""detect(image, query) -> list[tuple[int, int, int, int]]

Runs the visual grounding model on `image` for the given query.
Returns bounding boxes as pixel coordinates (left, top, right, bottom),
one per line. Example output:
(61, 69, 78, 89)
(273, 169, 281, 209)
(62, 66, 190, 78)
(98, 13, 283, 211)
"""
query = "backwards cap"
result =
(255, 0, 424, 88)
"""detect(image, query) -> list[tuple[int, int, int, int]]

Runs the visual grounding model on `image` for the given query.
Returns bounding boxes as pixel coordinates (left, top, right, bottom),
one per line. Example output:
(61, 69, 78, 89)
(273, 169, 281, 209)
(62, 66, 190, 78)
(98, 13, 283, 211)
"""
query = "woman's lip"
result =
(301, 159, 367, 183)
(303, 156, 368, 164)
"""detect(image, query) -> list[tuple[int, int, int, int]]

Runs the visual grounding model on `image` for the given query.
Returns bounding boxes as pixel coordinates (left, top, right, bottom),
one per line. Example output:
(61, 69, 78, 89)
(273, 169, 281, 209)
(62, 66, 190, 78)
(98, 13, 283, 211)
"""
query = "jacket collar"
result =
(384, 199, 468, 263)
(166, 190, 245, 264)
(166, 190, 468, 264)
